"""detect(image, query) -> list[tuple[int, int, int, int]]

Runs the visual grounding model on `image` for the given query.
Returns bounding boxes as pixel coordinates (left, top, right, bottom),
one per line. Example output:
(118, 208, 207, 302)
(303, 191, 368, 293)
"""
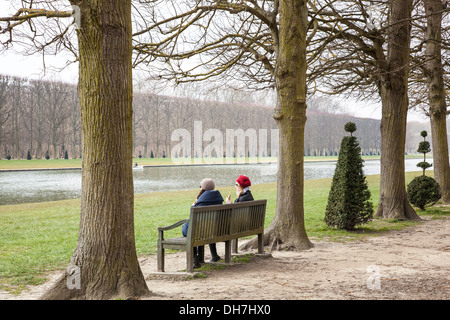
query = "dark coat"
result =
(182, 190, 224, 237)
(234, 189, 254, 203)
(194, 190, 224, 207)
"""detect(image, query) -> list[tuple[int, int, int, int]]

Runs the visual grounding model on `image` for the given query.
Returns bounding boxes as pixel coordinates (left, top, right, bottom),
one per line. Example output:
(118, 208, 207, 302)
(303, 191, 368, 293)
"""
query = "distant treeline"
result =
(0, 74, 413, 160)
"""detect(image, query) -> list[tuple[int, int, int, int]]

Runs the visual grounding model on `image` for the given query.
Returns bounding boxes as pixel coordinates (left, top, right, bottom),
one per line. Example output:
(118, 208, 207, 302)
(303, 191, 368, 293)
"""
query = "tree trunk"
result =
(41, 0, 150, 300)
(424, 0, 450, 203)
(243, 0, 312, 251)
(375, 0, 420, 220)
(36, 100, 42, 158)
(376, 86, 420, 220)
(429, 105, 450, 202)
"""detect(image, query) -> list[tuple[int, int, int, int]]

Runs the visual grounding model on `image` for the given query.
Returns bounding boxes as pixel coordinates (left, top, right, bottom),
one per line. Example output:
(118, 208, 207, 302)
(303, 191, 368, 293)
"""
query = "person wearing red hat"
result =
(226, 175, 254, 203)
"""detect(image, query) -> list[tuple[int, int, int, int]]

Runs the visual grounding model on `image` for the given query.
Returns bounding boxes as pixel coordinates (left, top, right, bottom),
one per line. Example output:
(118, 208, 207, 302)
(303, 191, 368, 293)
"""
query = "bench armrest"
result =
(158, 219, 189, 232)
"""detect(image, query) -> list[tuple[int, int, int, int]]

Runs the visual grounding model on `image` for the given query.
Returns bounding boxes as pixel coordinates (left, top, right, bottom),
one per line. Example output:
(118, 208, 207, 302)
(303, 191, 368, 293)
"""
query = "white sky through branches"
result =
(0, 2, 428, 122)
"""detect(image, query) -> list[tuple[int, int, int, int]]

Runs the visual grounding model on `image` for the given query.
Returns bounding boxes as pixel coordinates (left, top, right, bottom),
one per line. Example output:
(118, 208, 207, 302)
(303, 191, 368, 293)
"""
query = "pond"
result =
(0, 159, 425, 205)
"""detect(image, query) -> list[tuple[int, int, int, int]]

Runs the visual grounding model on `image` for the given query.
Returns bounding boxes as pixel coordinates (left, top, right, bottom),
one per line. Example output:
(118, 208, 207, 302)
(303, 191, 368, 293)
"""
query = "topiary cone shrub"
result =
(324, 122, 373, 230)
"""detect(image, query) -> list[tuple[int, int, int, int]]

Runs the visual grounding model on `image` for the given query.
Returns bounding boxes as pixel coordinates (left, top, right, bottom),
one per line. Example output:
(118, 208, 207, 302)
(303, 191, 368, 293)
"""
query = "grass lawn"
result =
(0, 158, 170, 170)
(0, 170, 447, 294)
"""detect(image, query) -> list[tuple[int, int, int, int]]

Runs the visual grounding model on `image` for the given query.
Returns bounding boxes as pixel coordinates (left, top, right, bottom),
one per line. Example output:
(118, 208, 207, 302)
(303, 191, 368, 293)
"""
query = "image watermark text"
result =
(171, 121, 278, 164)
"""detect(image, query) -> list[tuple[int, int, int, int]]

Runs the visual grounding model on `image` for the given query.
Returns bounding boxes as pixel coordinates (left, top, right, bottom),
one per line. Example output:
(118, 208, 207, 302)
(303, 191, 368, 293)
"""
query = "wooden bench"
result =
(157, 199, 267, 272)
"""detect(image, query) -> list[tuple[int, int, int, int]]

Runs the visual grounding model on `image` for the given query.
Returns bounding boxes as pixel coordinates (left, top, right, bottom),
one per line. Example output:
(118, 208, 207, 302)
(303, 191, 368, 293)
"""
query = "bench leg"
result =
(157, 245, 165, 272)
(224, 240, 231, 263)
(232, 239, 238, 253)
(258, 233, 264, 254)
(186, 246, 194, 273)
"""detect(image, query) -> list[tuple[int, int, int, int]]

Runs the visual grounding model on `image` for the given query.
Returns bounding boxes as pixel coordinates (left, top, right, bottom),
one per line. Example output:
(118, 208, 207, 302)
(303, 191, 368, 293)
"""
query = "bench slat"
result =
(161, 237, 187, 245)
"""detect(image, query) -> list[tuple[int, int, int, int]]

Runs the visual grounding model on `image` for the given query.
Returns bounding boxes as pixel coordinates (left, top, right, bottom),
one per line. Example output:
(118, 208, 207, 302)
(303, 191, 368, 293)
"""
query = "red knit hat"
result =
(236, 175, 251, 188)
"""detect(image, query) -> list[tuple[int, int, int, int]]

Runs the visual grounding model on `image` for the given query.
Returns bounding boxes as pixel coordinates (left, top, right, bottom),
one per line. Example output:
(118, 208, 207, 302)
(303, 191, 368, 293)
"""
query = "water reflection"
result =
(0, 170, 82, 205)
(0, 159, 425, 205)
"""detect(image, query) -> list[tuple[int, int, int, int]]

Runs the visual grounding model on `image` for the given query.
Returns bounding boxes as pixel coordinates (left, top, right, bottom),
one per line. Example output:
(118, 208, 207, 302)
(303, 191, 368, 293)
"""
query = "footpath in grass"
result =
(0, 171, 446, 294)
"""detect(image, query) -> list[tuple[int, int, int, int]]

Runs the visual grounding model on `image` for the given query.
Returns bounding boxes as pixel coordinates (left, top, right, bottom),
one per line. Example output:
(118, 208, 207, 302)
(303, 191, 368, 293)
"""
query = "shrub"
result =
(344, 122, 356, 135)
(407, 129, 441, 210)
(416, 130, 432, 175)
(324, 122, 373, 230)
(416, 161, 432, 172)
(407, 175, 441, 210)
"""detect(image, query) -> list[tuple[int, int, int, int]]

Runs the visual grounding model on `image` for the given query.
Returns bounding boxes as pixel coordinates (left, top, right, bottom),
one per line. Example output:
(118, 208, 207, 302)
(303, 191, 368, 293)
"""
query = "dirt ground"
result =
(1, 216, 449, 300)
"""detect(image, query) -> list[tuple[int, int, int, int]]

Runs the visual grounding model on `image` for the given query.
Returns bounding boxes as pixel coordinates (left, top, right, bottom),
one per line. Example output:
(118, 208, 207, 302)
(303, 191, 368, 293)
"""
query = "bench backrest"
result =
(187, 199, 267, 247)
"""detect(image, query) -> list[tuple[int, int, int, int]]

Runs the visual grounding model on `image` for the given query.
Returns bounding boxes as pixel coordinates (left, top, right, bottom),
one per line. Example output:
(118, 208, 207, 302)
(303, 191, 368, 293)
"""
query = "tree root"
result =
(240, 227, 313, 252)
(375, 194, 422, 221)
(39, 265, 151, 300)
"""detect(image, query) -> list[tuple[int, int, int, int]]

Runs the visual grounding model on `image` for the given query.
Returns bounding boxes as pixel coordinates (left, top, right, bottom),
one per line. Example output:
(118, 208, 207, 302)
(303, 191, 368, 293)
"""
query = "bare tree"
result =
(21, 82, 35, 155)
(132, 1, 276, 91)
(308, 0, 420, 220)
(66, 84, 80, 158)
(10, 77, 26, 158)
(149, 94, 165, 158)
(41, 80, 71, 158)
(133, 0, 312, 250)
(0, 75, 11, 158)
(29, 79, 47, 159)
(1, 1, 150, 299)
(411, 0, 450, 202)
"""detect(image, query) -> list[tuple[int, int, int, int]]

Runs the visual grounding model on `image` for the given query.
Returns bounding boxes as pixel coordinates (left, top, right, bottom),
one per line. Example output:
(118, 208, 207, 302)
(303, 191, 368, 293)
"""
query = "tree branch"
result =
(0, 8, 73, 34)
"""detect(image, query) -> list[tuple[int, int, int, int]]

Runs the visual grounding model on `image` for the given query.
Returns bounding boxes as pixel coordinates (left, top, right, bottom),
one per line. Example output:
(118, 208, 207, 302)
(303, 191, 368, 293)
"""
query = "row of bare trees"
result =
(1, 74, 385, 160)
(0, 74, 80, 159)
(134, 90, 384, 159)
